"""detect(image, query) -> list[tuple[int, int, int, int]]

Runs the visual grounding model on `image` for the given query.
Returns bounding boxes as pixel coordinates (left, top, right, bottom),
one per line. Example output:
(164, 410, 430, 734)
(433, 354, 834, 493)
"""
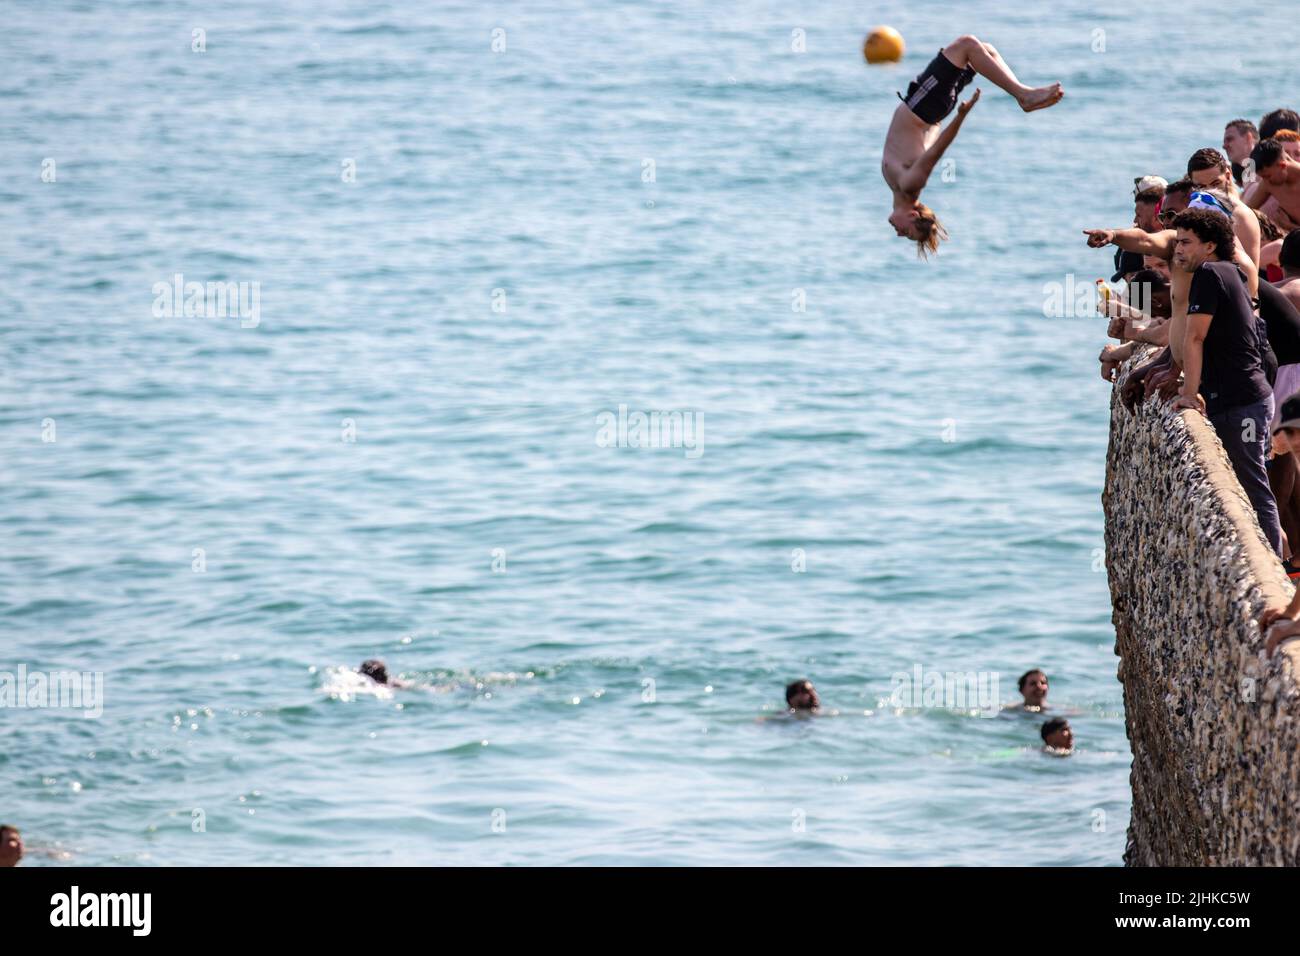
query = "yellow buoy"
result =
(863, 26, 905, 64)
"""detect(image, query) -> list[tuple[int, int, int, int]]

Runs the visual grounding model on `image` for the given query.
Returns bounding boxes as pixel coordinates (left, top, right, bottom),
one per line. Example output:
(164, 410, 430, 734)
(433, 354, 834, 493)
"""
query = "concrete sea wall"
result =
(1105, 349, 1300, 865)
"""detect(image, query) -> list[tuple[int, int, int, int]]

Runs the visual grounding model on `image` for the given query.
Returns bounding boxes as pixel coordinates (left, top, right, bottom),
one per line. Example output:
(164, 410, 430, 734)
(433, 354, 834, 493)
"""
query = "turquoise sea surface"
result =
(3, 0, 1297, 865)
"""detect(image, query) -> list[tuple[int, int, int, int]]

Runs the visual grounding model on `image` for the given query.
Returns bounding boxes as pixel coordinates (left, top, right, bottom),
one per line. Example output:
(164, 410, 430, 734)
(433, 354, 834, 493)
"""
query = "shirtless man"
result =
(1085, 191, 1261, 405)
(1242, 135, 1300, 230)
(785, 679, 820, 713)
(882, 35, 1063, 257)
(1247, 139, 1300, 233)
(1040, 718, 1074, 753)
(1011, 669, 1049, 711)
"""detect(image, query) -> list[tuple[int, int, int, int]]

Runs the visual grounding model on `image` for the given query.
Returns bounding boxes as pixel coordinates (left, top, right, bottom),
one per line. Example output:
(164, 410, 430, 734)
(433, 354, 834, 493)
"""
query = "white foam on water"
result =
(319, 665, 393, 702)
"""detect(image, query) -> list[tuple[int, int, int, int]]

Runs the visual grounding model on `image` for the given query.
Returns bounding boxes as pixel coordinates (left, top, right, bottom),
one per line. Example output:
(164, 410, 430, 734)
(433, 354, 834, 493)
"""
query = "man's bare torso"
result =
(1271, 176, 1300, 224)
(881, 103, 938, 198)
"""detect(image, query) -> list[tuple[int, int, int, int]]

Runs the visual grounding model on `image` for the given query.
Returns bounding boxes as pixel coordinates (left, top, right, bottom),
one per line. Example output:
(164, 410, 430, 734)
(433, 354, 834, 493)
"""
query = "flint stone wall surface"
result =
(1106, 349, 1300, 865)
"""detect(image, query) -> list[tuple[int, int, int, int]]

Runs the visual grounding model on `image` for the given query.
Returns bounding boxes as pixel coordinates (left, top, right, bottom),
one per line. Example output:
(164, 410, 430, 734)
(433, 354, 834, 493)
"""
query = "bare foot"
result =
(1018, 83, 1064, 113)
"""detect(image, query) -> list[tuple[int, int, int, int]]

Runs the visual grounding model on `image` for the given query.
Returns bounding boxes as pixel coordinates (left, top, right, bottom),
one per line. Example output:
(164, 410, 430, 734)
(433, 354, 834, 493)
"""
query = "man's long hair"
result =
(913, 202, 948, 259)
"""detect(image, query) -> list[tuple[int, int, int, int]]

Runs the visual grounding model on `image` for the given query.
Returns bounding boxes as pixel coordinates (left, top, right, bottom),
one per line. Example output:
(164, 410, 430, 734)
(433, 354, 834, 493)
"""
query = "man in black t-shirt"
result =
(1172, 208, 1282, 555)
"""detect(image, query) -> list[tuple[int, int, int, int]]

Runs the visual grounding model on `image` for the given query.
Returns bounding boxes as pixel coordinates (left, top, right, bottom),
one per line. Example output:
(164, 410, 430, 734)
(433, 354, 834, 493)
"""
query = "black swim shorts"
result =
(898, 49, 976, 125)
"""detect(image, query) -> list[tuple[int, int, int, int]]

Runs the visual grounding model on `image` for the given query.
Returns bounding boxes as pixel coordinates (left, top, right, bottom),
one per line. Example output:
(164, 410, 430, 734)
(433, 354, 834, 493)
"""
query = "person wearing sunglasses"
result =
(1155, 179, 1195, 225)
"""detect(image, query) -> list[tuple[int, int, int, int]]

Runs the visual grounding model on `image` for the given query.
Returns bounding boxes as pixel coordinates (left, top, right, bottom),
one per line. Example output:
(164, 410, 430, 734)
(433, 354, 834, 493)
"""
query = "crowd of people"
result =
(1094, 109, 1300, 656)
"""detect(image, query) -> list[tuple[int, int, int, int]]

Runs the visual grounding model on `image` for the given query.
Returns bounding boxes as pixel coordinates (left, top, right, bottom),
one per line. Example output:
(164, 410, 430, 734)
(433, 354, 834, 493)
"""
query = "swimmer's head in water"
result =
(1040, 717, 1073, 751)
(785, 679, 820, 711)
(0, 825, 22, 867)
(359, 659, 389, 684)
(889, 202, 947, 258)
(1017, 669, 1048, 706)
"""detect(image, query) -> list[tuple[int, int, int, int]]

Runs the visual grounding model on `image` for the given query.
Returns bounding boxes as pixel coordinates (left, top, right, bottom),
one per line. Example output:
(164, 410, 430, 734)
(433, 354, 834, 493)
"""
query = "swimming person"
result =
(785, 679, 820, 713)
(1040, 718, 1074, 753)
(1014, 669, 1049, 711)
(882, 34, 1063, 256)
(359, 659, 410, 689)
(0, 825, 22, 867)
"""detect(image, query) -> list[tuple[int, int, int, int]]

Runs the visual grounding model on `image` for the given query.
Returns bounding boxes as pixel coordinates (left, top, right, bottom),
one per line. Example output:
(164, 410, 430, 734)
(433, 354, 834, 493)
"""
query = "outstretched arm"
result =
(898, 90, 980, 197)
(1083, 227, 1174, 257)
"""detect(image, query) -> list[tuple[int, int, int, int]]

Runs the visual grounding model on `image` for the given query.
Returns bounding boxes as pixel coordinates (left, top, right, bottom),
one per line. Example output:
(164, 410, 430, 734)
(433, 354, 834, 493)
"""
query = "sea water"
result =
(2, 0, 1293, 865)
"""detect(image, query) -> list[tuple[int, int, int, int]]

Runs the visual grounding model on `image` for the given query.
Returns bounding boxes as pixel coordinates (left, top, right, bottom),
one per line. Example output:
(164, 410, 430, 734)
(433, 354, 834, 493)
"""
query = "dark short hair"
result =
(359, 659, 389, 683)
(1187, 147, 1230, 175)
(1135, 187, 1163, 205)
(1040, 717, 1070, 742)
(785, 679, 812, 704)
(1252, 138, 1286, 171)
(1164, 178, 1194, 198)
(1225, 118, 1258, 139)
(1172, 208, 1236, 260)
(1017, 669, 1046, 691)
(1281, 229, 1300, 272)
(1260, 108, 1300, 141)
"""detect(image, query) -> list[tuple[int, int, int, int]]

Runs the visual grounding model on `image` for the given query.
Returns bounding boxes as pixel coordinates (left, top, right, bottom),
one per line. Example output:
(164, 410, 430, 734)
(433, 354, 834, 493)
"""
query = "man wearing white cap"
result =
(1134, 174, 1168, 196)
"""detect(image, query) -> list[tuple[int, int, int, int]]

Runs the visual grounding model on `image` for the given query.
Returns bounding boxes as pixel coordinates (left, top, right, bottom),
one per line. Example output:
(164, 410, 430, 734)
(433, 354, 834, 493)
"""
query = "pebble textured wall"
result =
(1106, 351, 1300, 865)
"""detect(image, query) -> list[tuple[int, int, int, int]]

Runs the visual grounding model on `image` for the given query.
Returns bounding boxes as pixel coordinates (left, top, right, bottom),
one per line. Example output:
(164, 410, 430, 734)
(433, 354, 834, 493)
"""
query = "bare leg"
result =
(941, 35, 1063, 112)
